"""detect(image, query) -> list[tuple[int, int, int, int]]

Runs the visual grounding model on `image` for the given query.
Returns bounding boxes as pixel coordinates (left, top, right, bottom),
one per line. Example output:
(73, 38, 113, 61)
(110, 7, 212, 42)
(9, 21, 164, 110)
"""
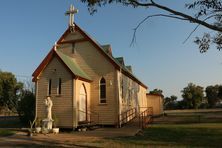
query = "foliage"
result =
(176, 100, 189, 109)
(186, 0, 222, 52)
(0, 129, 15, 137)
(80, 0, 222, 52)
(0, 71, 23, 111)
(149, 88, 163, 96)
(29, 119, 35, 131)
(206, 85, 221, 108)
(52, 114, 58, 128)
(218, 85, 222, 99)
(35, 117, 42, 127)
(17, 90, 35, 125)
(164, 95, 177, 110)
(181, 83, 204, 109)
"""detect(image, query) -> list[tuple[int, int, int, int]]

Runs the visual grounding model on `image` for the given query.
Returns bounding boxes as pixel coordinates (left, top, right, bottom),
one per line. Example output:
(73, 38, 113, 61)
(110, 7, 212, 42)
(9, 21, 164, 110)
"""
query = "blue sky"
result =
(0, 0, 222, 98)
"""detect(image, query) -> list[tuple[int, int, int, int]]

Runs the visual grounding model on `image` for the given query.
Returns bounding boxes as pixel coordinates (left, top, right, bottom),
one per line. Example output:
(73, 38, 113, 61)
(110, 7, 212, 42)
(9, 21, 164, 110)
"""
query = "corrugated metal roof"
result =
(126, 65, 132, 73)
(56, 50, 92, 81)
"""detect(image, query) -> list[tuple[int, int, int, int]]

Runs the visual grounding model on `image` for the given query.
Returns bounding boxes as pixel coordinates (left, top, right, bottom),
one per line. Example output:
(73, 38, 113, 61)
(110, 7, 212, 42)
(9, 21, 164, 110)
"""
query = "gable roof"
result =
(33, 24, 147, 88)
(32, 48, 91, 82)
(126, 66, 132, 73)
(55, 50, 91, 81)
(115, 57, 125, 66)
(101, 44, 112, 56)
(99, 46, 147, 88)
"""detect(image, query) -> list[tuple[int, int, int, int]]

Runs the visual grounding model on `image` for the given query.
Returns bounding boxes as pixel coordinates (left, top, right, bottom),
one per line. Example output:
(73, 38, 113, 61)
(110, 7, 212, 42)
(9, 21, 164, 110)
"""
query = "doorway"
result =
(79, 84, 87, 122)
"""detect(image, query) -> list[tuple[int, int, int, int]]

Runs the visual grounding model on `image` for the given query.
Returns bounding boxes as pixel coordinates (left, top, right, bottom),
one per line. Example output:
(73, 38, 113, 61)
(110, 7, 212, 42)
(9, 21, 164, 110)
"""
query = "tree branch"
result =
(131, 14, 188, 46)
(129, 0, 222, 32)
(183, 14, 220, 44)
(183, 24, 200, 44)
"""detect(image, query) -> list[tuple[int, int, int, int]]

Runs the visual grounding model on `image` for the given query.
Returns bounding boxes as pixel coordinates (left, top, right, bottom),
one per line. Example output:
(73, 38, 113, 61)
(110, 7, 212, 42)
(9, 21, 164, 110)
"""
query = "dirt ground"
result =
(0, 125, 141, 147)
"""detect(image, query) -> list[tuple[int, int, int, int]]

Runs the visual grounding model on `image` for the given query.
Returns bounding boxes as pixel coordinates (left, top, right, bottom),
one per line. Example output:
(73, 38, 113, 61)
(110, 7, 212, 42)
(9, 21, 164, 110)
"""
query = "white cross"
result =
(65, 4, 78, 27)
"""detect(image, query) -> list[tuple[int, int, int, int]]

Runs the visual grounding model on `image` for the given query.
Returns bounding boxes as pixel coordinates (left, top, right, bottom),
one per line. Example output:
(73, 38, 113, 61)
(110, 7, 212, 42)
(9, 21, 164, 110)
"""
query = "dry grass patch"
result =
(112, 123, 222, 147)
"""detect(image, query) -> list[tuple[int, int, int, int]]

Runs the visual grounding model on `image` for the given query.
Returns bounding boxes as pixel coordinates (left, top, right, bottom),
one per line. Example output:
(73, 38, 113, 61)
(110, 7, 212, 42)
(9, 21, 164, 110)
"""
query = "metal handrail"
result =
(118, 107, 137, 127)
(139, 107, 153, 129)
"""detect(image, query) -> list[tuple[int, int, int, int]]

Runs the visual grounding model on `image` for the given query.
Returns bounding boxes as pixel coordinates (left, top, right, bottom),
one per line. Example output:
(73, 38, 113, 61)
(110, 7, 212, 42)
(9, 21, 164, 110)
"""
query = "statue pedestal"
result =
(42, 119, 54, 132)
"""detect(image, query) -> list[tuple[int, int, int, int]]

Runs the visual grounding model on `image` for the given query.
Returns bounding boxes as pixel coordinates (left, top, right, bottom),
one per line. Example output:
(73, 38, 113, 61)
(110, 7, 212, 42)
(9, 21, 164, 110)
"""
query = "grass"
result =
(155, 109, 222, 124)
(0, 129, 15, 137)
(112, 123, 222, 147)
(0, 110, 221, 147)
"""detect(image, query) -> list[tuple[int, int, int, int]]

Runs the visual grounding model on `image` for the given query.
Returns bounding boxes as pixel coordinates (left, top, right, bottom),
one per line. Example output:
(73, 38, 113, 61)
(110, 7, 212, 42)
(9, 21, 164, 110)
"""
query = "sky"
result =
(0, 0, 222, 98)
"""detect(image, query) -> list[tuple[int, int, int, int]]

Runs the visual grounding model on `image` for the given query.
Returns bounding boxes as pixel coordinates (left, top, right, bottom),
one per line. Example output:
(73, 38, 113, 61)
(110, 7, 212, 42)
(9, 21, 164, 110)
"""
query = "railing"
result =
(78, 110, 99, 125)
(139, 107, 153, 129)
(118, 107, 137, 128)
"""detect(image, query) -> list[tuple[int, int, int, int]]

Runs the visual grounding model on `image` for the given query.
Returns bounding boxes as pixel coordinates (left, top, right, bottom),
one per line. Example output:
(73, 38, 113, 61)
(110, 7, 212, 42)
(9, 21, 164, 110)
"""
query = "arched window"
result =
(100, 77, 106, 103)
(48, 79, 52, 95)
(57, 78, 62, 95)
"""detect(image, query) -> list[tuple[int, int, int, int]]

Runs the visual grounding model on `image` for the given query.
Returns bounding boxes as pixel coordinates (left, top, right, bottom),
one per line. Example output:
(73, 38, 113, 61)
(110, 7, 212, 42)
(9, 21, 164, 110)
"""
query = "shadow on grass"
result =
(112, 124, 222, 147)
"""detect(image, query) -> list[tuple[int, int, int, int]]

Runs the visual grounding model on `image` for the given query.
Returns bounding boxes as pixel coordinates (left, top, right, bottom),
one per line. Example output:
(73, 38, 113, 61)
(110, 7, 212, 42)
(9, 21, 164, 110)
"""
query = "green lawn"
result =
(0, 129, 15, 137)
(112, 123, 222, 147)
(155, 109, 222, 124)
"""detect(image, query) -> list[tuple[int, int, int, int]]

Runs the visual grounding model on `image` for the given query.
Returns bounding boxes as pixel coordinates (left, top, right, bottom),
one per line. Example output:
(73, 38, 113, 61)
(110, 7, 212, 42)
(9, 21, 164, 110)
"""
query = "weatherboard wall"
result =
(58, 31, 118, 125)
(36, 56, 73, 128)
(146, 94, 163, 115)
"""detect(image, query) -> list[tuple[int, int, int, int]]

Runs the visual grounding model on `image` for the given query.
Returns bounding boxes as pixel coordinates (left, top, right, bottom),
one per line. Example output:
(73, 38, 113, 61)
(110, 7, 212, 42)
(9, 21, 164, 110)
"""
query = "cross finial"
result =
(65, 4, 78, 27)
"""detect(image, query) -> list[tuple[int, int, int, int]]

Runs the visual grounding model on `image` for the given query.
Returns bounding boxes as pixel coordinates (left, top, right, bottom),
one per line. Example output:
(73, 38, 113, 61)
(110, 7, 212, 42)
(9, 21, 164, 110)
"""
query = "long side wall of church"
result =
(118, 71, 148, 114)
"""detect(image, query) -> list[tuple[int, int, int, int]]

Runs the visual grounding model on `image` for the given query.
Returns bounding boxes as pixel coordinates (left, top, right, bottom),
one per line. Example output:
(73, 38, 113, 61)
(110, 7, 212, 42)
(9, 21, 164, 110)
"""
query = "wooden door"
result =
(79, 84, 87, 122)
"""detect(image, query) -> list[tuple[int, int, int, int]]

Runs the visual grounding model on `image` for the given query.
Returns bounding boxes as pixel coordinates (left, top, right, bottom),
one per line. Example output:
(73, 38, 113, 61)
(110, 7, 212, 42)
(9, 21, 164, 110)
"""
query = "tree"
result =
(218, 85, 222, 99)
(164, 95, 177, 110)
(181, 83, 204, 109)
(0, 71, 23, 111)
(80, 0, 222, 52)
(149, 88, 163, 96)
(205, 85, 220, 108)
(17, 90, 35, 125)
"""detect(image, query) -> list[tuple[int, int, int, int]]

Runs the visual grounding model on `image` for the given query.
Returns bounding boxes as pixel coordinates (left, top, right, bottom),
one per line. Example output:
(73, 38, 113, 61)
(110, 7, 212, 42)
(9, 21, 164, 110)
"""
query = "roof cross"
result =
(65, 4, 78, 27)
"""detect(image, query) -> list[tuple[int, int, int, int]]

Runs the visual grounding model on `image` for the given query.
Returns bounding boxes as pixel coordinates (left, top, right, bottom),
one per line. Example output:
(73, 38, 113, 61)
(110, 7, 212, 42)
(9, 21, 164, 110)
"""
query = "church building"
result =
(32, 5, 155, 128)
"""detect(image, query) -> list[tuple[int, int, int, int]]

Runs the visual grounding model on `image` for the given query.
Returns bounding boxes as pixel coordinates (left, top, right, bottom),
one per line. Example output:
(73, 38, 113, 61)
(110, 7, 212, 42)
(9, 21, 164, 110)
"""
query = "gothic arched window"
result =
(100, 77, 106, 103)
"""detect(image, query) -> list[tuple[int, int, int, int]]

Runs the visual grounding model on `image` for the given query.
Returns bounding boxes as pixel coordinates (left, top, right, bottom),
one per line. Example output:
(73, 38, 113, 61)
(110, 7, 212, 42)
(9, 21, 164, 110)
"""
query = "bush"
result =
(17, 90, 35, 126)
(0, 129, 15, 137)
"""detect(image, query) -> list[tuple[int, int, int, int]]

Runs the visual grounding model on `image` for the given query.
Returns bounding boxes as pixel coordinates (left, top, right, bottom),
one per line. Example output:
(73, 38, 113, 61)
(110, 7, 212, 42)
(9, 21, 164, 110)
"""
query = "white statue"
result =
(44, 96, 53, 120)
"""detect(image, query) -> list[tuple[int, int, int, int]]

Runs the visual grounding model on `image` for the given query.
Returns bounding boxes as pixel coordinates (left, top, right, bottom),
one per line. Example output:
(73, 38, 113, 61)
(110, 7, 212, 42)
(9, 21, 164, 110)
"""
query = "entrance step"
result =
(77, 121, 100, 131)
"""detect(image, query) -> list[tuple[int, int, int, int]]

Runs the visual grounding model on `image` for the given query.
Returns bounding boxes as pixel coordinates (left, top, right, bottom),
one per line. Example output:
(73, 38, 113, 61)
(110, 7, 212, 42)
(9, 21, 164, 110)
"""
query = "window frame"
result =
(57, 78, 62, 95)
(99, 77, 106, 104)
(48, 79, 52, 96)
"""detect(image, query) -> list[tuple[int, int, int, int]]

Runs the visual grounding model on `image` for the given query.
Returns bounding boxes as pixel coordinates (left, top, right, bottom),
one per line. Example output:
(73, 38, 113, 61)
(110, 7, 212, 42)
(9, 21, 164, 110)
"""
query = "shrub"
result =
(17, 90, 35, 126)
